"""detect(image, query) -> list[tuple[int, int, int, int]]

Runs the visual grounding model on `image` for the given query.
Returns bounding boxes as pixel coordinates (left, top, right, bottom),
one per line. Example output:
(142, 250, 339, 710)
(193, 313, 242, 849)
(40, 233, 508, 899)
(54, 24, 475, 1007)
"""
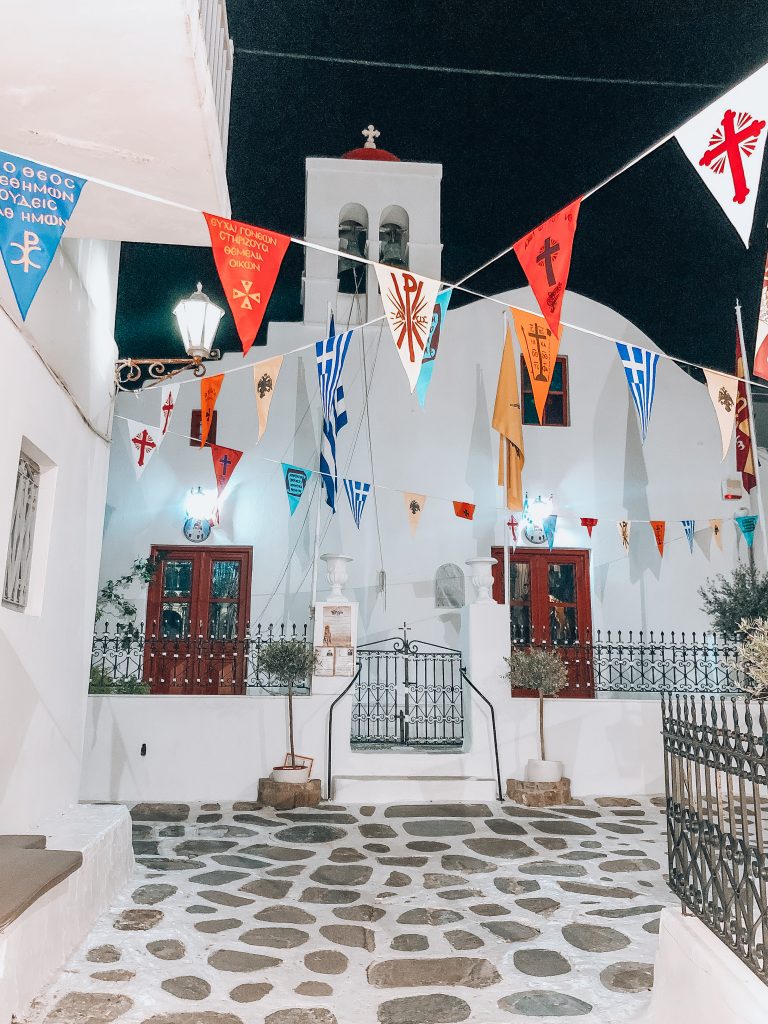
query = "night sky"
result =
(116, 0, 768, 374)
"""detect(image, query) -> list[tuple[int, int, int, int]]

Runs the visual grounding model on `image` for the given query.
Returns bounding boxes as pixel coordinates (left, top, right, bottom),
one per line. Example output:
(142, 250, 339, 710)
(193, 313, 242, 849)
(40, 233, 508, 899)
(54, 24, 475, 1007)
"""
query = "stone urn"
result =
(465, 557, 498, 604)
(320, 553, 353, 600)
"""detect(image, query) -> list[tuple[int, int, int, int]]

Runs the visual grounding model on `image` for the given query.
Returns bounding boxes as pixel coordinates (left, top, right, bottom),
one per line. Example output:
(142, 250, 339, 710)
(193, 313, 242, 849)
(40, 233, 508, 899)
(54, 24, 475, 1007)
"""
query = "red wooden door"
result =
(144, 546, 252, 695)
(491, 547, 594, 698)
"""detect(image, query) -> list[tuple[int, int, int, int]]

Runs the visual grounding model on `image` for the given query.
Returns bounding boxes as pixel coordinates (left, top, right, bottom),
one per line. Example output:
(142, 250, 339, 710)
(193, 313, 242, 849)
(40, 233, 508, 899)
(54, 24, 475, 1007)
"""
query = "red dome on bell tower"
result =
(342, 124, 400, 162)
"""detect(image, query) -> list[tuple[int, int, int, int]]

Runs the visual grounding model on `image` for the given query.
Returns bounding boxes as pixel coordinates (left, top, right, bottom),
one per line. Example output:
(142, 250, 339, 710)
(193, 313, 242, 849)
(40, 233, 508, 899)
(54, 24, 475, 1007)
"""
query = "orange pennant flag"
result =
(513, 199, 581, 337)
(203, 213, 290, 355)
(210, 444, 243, 498)
(510, 307, 561, 424)
(200, 374, 224, 448)
(650, 520, 666, 557)
(453, 501, 475, 521)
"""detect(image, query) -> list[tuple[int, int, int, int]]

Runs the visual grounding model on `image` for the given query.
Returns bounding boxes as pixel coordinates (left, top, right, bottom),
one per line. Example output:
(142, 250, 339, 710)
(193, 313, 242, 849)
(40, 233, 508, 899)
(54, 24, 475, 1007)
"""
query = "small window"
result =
(3, 453, 40, 610)
(190, 409, 217, 446)
(521, 355, 569, 426)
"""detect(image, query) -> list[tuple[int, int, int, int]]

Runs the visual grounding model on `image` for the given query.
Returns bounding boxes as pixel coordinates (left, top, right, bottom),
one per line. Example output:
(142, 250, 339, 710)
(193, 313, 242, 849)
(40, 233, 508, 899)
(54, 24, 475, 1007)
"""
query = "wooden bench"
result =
(0, 836, 82, 932)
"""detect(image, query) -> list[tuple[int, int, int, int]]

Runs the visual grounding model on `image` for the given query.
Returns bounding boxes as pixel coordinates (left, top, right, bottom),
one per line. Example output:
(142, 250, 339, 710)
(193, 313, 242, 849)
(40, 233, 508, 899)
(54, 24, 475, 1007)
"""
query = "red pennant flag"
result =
(513, 198, 581, 337)
(210, 444, 243, 498)
(453, 501, 475, 521)
(580, 517, 598, 537)
(203, 213, 290, 355)
(200, 374, 224, 448)
(735, 331, 757, 493)
(650, 520, 666, 557)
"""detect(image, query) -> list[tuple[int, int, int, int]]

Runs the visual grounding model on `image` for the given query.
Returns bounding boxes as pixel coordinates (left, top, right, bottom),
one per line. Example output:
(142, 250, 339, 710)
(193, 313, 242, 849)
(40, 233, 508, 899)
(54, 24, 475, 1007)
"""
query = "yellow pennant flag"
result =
(252, 356, 283, 441)
(510, 307, 561, 424)
(492, 322, 525, 511)
(703, 369, 737, 461)
(403, 493, 426, 535)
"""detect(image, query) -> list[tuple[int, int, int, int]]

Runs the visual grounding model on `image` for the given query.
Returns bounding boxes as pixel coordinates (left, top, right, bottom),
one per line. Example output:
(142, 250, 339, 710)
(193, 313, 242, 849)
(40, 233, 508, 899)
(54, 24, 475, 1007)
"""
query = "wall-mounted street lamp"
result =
(114, 283, 225, 391)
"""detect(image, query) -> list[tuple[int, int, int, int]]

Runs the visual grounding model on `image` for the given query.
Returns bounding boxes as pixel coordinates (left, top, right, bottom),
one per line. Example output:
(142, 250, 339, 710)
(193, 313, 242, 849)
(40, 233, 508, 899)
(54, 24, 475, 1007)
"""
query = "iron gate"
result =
(351, 628, 465, 747)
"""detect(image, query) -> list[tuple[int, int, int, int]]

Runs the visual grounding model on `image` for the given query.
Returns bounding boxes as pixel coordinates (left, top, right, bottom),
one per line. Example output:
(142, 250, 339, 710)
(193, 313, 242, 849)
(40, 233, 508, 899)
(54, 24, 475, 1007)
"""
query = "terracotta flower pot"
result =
(271, 765, 310, 785)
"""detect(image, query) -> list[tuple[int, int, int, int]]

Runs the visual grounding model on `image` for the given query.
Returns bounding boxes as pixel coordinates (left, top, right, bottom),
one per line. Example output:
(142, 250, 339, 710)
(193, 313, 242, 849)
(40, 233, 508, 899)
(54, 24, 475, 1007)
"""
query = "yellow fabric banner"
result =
(492, 322, 525, 511)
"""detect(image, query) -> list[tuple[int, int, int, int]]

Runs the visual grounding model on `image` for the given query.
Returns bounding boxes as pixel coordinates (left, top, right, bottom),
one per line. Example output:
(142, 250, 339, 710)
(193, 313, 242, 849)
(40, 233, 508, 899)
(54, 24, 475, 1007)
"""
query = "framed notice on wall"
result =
(314, 605, 355, 676)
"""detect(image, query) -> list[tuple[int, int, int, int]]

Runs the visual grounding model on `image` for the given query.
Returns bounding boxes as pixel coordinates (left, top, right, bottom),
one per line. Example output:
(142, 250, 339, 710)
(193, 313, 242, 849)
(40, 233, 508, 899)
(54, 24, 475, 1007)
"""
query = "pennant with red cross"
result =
(203, 213, 291, 354)
(210, 444, 243, 499)
(160, 383, 179, 437)
(513, 198, 581, 336)
(125, 419, 162, 479)
(374, 265, 442, 391)
(580, 517, 598, 537)
(674, 62, 768, 246)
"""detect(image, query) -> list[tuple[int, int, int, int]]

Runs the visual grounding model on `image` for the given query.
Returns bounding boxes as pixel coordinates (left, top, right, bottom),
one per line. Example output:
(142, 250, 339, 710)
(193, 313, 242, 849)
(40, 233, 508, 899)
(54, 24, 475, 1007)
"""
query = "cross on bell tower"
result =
(362, 124, 380, 149)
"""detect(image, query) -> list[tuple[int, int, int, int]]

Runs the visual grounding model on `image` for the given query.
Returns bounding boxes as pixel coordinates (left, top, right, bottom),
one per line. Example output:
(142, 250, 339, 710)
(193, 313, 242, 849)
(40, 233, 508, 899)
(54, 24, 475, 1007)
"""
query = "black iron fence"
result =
(512, 627, 744, 694)
(662, 694, 768, 983)
(90, 622, 310, 696)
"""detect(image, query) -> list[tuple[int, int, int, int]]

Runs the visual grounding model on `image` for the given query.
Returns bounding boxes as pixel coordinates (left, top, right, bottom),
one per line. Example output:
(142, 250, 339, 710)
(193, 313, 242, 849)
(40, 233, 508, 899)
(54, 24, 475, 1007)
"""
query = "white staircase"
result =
(332, 774, 499, 803)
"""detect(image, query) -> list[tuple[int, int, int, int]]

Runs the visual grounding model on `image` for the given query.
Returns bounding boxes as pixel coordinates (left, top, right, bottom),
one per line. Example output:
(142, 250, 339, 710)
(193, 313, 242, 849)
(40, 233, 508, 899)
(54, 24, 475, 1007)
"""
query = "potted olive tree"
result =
(504, 648, 568, 783)
(260, 638, 318, 784)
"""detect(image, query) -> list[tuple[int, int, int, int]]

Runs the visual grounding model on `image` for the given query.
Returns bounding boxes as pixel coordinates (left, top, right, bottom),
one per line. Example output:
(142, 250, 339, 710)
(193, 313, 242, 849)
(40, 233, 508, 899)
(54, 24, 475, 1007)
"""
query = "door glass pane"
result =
(163, 560, 192, 596)
(509, 562, 530, 642)
(509, 563, 530, 601)
(161, 602, 190, 638)
(211, 561, 240, 599)
(209, 601, 239, 639)
(510, 605, 531, 643)
(548, 563, 575, 603)
(550, 605, 578, 645)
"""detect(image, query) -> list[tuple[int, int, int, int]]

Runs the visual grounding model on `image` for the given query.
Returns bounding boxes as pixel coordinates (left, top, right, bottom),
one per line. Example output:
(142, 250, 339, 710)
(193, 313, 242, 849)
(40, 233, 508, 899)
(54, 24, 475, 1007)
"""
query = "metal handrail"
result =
(461, 669, 504, 802)
(326, 667, 362, 799)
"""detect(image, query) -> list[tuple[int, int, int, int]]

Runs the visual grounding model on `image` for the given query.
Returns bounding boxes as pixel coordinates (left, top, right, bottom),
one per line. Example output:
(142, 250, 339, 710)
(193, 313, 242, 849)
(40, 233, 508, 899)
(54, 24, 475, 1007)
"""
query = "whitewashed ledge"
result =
(0, 803, 134, 1022)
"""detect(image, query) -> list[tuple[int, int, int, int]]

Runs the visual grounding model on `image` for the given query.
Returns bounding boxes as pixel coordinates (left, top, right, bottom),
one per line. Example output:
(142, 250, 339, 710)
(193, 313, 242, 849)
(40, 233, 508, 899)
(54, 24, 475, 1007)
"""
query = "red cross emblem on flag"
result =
(699, 109, 766, 204)
(132, 428, 156, 467)
(161, 393, 175, 435)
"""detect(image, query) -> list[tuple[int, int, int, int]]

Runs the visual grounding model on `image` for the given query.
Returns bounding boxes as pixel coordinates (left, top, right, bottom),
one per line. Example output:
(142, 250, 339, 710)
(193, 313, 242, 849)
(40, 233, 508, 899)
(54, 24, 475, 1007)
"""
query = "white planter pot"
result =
(320, 553, 353, 600)
(465, 556, 498, 604)
(526, 758, 563, 783)
(271, 765, 310, 785)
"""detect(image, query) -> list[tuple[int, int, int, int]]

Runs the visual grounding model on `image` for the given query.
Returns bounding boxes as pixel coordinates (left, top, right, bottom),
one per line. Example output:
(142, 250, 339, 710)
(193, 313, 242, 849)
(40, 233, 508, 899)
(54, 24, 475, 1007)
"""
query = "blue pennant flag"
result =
(0, 152, 86, 319)
(316, 321, 352, 512)
(543, 514, 558, 551)
(616, 343, 659, 442)
(682, 519, 695, 553)
(736, 514, 759, 548)
(415, 288, 452, 407)
(282, 463, 312, 516)
(343, 478, 371, 529)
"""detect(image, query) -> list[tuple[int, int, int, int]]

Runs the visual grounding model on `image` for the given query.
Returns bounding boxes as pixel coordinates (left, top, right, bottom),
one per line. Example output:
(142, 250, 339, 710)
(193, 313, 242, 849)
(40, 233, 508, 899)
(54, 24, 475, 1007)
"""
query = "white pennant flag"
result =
(374, 265, 442, 391)
(160, 383, 179, 436)
(703, 369, 737, 460)
(125, 419, 162, 479)
(674, 62, 768, 246)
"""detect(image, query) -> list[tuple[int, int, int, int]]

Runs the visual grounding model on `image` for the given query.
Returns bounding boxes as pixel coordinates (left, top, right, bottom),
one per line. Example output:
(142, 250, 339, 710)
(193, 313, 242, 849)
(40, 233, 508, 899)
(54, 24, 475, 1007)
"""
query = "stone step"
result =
(0, 835, 46, 850)
(332, 774, 499, 803)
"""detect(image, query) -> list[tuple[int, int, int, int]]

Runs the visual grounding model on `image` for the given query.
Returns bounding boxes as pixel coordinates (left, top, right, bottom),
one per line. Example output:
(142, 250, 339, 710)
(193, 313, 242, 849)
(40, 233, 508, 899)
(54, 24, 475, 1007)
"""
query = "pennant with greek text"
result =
(403, 492, 426, 535)
(543, 514, 557, 551)
(0, 151, 86, 319)
(510, 307, 561, 424)
(650, 520, 666, 557)
(618, 520, 631, 550)
(415, 289, 452, 406)
(512, 198, 581, 337)
(754, 250, 768, 380)
(453, 501, 475, 521)
(126, 419, 162, 479)
(344, 478, 371, 529)
(703, 369, 737, 460)
(252, 355, 283, 441)
(580, 517, 598, 537)
(211, 444, 243, 498)
(736, 514, 759, 548)
(682, 520, 696, 553)
(375, 265, 442, 391)
(160, 383, 179, 437)
(203, 213, 290, 354)
(282, 463, 312, 516)
(710, 518, 723, 549)
(200, 374, 224, 447)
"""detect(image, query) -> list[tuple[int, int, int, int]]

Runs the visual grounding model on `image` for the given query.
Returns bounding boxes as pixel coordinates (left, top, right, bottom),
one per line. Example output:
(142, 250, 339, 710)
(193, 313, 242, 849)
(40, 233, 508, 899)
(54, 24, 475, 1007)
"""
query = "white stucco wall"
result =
(0, 238, 118, 833)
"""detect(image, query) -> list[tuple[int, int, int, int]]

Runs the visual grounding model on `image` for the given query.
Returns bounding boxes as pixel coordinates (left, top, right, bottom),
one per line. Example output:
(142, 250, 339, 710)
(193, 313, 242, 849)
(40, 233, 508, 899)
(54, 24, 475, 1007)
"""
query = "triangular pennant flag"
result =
(415, 289, 452, 406)
(252, 355, 283, 441)
(703, 369, 737, 460)
(160, 383, 180, 437)
(0, 152, 86, 319)
(512, 198, 581, 337)
(403, 492, 426, 535)
(282, 463, 312, 516)
(507, 514, 519, 551)
(754, 251, 768, 381)
(125, 419, 161, 479)
(580, 517, 598, 537)
(492, 322, 525, 511)
(343, 478, 371, 529)
(736, 514, 759, 547)
(618, 520, 631, 550)
(510, 307, 561, 423)
(543, 514, 557, 551)
(674, 62, 768, 246)
(650, 520, 666, 557)
(199, 374, 224, 448)
(453, 501, 475, 521)
(735, 330, 757, 492)
(615, 343, 660, 441)
(682, 520, 696, 553)
(210, 444, 243, 499)
(316, 330, 352, 512)
(374, 265, 442, 391)
(203, 213, 290, 354)
(710, 518, 724, 549)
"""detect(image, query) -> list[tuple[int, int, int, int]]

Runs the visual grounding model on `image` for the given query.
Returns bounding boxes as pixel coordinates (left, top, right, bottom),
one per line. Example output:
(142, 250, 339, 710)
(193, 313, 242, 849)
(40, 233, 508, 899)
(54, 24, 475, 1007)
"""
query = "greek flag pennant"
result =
(415, 289, 452, 406)
(282, 463, 312, 516)
(210, 445, 243, 499)
(616, 343, 659, 442)
(736, 514, 759, 548)
(343, 478, 371, 528)
(0, 151, 86, 320)
(316, 328, 352, 512)
(682, 519, 696, 553)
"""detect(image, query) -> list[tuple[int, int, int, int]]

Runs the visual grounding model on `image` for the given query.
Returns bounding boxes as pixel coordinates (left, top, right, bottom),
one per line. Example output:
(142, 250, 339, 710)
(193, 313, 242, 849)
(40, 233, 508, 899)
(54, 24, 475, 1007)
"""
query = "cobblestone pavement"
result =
(25, 797, 672, 1024)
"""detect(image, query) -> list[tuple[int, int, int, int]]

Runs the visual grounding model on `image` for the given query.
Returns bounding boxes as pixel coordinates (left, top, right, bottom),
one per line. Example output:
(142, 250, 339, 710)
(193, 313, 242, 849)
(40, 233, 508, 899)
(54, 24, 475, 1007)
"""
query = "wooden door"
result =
(144, 546, 252, 695)
(491, 547, 594, 698)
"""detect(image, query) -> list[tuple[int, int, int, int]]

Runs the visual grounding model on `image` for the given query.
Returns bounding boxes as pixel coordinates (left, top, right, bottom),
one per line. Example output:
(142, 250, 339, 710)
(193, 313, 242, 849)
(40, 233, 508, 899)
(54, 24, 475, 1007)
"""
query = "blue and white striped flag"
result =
(682, 519, 695, 553)
(616, 343, 659, 442)
(316, 318, 352, 511)
(344, 478, 371, 528)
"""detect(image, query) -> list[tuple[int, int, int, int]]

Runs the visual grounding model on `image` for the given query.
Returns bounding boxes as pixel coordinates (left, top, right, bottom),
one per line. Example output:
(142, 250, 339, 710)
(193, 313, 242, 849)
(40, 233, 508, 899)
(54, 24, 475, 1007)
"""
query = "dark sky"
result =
(116, 0, 768, 374)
